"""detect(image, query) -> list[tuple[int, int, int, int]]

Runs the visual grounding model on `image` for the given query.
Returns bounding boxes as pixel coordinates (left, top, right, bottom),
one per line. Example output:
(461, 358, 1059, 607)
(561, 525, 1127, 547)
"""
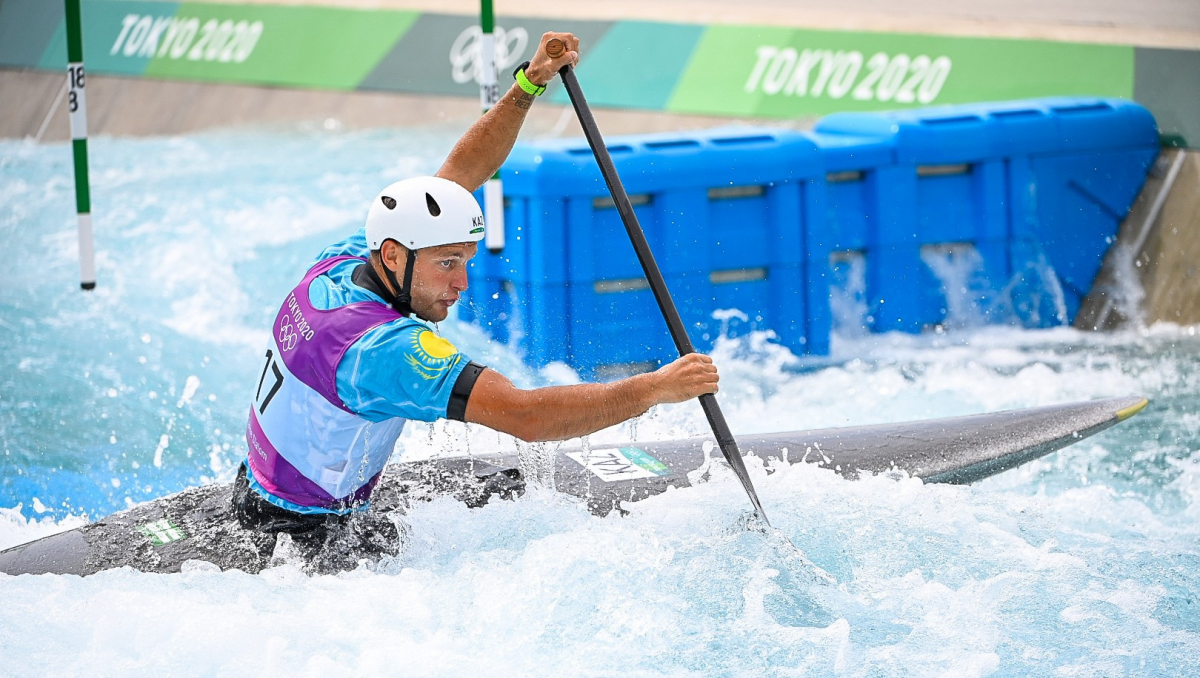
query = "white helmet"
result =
(365, 176, 484, 251)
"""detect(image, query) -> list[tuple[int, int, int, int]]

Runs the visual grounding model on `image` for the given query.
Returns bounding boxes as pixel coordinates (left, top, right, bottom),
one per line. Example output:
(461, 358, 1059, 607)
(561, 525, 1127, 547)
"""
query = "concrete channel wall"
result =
(1077, 149, 1200, 329)
(0, 68, 754, 142)
(1140, 152, 1200, 326)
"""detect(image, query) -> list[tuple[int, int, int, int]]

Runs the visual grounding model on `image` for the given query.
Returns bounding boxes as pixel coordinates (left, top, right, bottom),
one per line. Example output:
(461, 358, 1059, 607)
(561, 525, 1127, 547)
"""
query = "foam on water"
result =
(1, 129, 1198, 676)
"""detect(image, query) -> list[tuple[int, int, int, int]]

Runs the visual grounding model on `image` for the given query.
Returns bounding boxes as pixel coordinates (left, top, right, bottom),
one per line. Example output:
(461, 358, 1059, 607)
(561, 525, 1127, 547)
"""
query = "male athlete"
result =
(233, 32, 719, 570)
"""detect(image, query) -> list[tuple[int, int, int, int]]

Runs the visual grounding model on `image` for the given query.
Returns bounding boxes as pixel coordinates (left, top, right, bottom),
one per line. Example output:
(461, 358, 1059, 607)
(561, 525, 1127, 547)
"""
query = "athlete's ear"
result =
(379, 239, 408, 272)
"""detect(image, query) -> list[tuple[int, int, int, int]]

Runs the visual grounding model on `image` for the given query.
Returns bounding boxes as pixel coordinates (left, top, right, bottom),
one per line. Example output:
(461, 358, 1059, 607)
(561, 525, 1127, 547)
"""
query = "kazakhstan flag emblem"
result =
(405, 330, 462, 379)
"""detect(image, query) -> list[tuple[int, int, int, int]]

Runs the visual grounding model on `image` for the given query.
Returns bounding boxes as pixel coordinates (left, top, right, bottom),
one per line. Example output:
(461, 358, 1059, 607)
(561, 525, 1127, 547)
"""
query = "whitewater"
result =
(1, 125, 1198, 677)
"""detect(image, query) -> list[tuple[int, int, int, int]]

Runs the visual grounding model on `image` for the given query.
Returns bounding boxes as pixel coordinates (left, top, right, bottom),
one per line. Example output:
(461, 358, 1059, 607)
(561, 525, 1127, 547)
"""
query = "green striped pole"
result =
(479, 0, 505, 252)
(65, 0, 95, 290)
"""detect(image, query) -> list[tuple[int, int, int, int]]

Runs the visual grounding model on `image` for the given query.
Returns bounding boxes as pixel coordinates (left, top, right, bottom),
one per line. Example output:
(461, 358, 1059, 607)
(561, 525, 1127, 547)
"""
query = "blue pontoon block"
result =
(463, 128, 823, 378)
(814, 97, 1159, 328)
(463, 97, 1159, 377)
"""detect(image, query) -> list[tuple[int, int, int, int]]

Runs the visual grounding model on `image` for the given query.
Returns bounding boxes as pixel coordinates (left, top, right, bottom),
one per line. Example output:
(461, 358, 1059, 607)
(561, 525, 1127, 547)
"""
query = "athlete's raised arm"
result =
(435, 31, 579, 192)
(463, 353, 718, 442)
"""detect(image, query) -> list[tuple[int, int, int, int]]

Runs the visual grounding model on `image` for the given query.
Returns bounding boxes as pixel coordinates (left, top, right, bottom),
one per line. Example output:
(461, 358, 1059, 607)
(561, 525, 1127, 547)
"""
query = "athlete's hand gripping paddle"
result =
(546, 39, 771, 526)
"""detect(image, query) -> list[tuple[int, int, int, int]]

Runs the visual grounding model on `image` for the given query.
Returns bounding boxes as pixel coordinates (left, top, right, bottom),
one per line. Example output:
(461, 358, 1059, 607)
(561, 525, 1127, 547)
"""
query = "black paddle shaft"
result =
(554, 62, 771, 525)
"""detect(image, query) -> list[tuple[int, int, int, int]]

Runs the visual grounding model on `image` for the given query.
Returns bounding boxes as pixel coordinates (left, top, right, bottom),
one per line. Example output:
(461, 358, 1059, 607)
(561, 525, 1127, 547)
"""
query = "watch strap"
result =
(512, 61, 546, 96)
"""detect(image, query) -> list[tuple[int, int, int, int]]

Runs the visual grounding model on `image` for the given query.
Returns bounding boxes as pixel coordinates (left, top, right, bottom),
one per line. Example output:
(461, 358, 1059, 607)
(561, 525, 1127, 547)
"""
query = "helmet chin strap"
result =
(369, 242, 418, 316)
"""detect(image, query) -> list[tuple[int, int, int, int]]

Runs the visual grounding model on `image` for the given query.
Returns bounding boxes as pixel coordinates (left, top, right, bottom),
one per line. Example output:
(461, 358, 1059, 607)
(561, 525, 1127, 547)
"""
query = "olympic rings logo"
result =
(277, 319, 298, 352)
(449, 25, 529, 84)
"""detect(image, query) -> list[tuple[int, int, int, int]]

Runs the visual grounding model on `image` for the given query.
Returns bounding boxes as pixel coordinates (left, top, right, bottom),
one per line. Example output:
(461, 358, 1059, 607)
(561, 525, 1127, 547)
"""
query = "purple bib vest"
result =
(245, 256, 407, 510)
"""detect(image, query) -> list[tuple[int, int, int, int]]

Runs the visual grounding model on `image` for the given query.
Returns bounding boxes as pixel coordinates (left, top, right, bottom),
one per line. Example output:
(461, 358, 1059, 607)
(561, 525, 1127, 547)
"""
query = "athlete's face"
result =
(409, 242, 478, 322)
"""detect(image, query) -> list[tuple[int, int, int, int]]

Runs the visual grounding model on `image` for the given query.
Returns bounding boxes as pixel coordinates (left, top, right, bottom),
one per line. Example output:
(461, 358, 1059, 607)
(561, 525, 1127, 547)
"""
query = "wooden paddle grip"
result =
(546, 38, 566, 58)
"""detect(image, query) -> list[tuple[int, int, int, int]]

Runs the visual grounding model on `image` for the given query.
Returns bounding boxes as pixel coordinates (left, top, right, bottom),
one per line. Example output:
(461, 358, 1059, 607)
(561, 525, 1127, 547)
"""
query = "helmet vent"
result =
(425, 193, 442, 217)
(381, 196, 397, 210)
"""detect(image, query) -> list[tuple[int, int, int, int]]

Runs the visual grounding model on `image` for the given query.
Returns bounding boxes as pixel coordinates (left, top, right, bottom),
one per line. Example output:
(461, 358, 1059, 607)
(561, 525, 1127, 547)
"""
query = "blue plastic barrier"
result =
(802, 132, 893, 347)
(813, 97, 1160, 329)
(462, 98, 1159, 377)
(461, 128, 823, 377)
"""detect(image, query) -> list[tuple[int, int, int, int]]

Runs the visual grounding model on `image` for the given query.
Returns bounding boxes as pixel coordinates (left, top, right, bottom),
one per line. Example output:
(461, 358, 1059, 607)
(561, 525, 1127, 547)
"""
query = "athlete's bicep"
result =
(445, 361, 486, 422)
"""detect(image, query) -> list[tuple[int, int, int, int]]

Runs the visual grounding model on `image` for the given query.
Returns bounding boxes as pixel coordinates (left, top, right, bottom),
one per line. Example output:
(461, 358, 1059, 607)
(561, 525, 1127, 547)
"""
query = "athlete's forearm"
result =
(437, 31, 577, 192)
(465, 369, 660, 443)
(436, 83, 536, 192)
(465, 354, 718, 442)
(519, 377, 659, 441)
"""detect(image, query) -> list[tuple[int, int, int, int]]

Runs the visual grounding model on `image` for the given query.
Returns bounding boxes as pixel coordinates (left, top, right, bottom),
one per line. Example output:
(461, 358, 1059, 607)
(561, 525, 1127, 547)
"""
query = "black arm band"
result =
(447, 361, 487, 422)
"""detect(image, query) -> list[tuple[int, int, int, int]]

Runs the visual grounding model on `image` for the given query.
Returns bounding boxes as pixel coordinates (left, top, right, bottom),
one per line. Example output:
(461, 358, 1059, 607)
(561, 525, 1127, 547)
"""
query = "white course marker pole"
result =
(65, 0, 96, 290)
(480, 0, 505, 252)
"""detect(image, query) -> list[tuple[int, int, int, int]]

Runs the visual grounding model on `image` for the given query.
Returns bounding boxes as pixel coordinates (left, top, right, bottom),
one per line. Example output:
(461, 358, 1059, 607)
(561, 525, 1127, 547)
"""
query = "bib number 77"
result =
(255, 349, 283, 415)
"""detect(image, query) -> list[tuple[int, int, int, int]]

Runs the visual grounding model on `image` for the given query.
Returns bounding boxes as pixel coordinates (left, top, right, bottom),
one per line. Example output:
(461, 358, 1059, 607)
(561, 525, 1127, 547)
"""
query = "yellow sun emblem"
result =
(418, 331, 458, 359)
(405, 330, 462, 379)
